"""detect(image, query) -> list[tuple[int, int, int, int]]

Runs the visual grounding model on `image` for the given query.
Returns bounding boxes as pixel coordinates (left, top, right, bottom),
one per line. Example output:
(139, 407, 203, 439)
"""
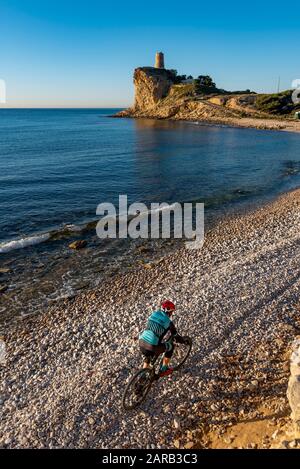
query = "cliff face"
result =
(133, 67, 172, 111)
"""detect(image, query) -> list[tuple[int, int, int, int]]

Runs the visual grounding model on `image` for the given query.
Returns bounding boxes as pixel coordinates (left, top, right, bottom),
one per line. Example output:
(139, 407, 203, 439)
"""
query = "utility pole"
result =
(277, 76, 281, 93)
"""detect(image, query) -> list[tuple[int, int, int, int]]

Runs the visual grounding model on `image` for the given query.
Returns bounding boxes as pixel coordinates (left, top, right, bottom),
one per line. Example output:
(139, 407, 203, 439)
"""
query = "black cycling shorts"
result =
(139, 339, 174, 363)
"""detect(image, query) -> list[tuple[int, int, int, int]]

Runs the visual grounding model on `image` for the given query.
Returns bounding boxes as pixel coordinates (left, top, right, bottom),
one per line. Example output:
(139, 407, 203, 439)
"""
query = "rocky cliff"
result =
(133, 67, 173, 111)
(115, 67, 300, 132)
(116, 66, 262, 120)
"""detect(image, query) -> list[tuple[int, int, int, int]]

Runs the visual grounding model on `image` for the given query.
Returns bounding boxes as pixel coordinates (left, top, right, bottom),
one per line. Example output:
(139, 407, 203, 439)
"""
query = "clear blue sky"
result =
(1, 0, 299, 108)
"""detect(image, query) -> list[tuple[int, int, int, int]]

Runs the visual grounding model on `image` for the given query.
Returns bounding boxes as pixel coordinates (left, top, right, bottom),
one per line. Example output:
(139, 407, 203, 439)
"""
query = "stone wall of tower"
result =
(155, 52, 165, 69)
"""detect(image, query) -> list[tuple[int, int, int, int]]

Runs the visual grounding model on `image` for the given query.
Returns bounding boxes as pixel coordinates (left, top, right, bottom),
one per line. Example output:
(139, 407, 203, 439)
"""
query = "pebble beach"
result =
(1, 188, 300, 449)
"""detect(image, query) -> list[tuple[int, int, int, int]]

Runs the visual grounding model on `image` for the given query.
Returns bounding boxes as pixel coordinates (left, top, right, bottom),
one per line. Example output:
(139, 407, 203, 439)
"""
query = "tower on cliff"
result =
(155, 52, 165, 69)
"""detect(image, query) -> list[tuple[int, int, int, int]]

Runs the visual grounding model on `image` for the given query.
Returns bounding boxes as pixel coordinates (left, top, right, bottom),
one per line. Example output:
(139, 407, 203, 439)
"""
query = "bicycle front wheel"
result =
(122, 368, 154, 411)
(171, 336, 192, 371)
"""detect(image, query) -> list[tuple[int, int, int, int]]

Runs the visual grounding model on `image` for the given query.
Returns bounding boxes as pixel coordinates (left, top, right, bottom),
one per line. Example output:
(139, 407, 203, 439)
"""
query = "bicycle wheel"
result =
(122, 368, 154, 410)
(171, 336, 192, 371)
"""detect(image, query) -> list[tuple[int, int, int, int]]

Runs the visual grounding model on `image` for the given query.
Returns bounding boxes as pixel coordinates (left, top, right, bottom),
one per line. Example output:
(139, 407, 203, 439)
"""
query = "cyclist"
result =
(139, 300, 187, 377)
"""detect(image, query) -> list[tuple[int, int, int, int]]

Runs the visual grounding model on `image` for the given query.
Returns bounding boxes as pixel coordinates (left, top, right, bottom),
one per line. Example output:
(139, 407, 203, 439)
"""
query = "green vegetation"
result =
(255, 90, 297, 115)
(194, 75, 253, 96)
(168, 71, 253, 96)
(167, 83, 195, 99)
(195, 75, 216, 87)
(230, 89, 252, 95)
(194, 75, 218, 94)
(167, 70, 194, 84)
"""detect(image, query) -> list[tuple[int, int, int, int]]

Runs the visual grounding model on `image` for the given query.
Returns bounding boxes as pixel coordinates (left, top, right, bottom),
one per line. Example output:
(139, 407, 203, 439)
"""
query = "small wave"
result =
(0, 203, 196, 255)
(147, 203, 179, 215)
(281, 160, 300, 178)
(0, 219, 97, 254)
(0, 233, 50, 254)
(102, 204, 180, 223)
(122, 203, 179, 218)
(64, 224, 83, 232)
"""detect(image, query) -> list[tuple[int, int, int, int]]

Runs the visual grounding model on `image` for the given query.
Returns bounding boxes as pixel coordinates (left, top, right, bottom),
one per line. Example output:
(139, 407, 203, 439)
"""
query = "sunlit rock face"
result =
(133, 67, 172, 111)
(287, 339, 300, 435)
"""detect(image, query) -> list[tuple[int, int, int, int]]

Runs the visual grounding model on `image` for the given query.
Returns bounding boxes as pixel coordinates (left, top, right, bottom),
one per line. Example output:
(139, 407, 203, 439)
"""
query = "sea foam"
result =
(0, 233, 50, 254)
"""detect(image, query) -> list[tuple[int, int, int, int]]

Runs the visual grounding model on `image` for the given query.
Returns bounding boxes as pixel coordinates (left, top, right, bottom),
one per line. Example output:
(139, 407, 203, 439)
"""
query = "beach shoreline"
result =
(115, 112, 300, 134)
(1, 187, 300, 448)
(0, 181, 294, 333)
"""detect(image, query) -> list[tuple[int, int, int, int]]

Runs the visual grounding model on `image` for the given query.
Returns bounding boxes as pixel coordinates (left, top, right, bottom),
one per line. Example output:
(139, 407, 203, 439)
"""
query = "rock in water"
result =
(69, 240, 87, 250)
(0, 268, 10, 274)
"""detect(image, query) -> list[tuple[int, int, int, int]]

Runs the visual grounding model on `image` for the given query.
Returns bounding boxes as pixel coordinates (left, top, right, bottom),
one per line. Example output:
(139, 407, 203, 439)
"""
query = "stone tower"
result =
(155, 52, 165, 69)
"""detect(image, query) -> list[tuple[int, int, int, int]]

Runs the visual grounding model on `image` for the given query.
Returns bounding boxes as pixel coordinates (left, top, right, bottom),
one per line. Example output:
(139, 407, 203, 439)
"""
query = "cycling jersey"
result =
(139, 309, 177, 346)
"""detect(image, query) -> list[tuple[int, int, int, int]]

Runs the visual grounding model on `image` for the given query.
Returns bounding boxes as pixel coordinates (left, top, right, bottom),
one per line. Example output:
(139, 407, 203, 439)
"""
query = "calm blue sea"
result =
(1, 109, 300, 248)
(1, 108, 300, 322)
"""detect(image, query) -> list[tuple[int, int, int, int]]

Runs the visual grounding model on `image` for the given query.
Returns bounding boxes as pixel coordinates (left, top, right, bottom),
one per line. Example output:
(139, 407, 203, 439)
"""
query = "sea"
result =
(1, 108, 300, 326)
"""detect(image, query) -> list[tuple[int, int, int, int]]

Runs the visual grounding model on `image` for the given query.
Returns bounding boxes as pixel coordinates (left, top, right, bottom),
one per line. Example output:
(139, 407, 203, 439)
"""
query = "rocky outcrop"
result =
(116, 67, 173, 118)
(115, 65, 295, 130)
(68, 240, 87, 250)
(115, 68, 269, 125)
(133, 67, 172, 110)
(287, 338, 300, 436)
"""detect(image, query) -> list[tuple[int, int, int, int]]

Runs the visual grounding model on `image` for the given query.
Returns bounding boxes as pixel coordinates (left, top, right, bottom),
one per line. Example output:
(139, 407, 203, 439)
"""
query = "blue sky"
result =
(1, 0, 299, 107)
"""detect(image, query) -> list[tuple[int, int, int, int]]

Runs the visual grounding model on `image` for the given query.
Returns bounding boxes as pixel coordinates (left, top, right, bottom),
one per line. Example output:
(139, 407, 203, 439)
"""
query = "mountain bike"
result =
(122, 335, 192, 410)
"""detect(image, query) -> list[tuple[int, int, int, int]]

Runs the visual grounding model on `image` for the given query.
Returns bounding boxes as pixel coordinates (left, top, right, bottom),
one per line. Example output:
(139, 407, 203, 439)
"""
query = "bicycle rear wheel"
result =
(171, 336, 192, 371)
(122, 368, 154, 410)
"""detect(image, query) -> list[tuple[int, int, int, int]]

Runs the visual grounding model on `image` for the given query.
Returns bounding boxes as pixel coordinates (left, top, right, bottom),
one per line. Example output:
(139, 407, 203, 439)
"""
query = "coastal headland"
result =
(115, 55, 300, 133)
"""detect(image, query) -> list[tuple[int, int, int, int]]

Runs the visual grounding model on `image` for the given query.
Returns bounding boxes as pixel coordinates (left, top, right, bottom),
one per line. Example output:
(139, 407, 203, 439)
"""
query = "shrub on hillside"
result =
(255, 90, 295, 115)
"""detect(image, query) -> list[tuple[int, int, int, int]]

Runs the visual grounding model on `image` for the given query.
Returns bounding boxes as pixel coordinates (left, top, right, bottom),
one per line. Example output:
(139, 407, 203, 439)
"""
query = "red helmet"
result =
(161, 300, 176, 316)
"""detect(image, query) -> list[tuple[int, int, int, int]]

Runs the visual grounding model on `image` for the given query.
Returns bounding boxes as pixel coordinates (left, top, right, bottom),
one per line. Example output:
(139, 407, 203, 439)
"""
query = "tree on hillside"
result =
(168, 69, 178, 78)
(195, 75, 216, 88)
(168, 70, 193, 84)
(194, 75, 217, 94)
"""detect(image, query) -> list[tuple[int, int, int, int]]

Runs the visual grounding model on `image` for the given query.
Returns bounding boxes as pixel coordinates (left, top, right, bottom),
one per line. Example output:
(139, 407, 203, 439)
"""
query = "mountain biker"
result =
(139, 300, 187, 377)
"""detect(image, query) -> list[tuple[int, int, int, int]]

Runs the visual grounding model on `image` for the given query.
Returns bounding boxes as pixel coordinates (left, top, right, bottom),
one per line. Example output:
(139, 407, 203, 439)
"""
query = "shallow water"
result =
(1, 109, 300, 325)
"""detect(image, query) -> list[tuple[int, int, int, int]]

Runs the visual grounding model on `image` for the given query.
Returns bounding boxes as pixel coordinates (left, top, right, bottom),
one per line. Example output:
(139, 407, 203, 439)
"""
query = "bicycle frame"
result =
(122, 333, 192, 410)
(144, 334, 178, 378)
